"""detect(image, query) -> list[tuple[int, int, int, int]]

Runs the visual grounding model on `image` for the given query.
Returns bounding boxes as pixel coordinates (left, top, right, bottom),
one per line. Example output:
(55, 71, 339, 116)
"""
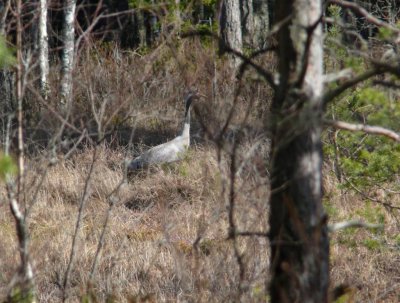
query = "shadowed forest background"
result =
(0, 0, 399, 302)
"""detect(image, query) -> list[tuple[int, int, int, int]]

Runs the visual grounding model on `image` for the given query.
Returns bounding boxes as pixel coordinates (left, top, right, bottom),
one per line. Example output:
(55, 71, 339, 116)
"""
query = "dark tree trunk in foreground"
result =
(269, 0, 329, 302)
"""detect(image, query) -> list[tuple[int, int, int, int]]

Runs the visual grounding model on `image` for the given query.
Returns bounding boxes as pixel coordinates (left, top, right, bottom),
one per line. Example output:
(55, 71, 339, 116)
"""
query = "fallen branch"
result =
(324, 119, 400, 142)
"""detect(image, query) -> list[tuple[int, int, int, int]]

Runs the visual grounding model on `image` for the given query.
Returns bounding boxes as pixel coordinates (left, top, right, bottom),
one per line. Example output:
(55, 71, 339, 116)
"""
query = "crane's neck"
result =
(182, 105, 191, 139)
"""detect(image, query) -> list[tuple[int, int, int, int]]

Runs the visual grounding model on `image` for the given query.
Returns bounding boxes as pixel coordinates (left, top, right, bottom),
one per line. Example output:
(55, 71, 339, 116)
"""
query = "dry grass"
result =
(0, 143, 270, 302)
(1, 40, 399, 303)
(322, 171, 400, 302)
(1, 142, 399, 302)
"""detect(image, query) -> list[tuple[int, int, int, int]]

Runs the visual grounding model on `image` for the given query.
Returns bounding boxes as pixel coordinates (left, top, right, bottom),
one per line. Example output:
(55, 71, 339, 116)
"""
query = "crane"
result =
(128, 90, 201, 170)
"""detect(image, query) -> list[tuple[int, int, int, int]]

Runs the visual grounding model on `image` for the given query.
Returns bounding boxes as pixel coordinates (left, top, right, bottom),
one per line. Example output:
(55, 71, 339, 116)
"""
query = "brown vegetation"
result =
(1, 39, 399, 302)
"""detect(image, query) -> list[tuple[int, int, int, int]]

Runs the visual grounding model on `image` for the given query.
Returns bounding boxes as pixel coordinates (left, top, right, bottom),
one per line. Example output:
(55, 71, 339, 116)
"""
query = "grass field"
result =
(0, 41, 399, 302)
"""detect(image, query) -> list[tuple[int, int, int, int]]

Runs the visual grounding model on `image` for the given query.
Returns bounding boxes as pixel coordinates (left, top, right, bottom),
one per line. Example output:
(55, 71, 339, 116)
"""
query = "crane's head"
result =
(184, 89, 204, 111)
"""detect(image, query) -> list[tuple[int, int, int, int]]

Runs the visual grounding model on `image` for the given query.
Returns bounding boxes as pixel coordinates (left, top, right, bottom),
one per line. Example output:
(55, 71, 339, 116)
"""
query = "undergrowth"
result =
(0, 32, 399, 303)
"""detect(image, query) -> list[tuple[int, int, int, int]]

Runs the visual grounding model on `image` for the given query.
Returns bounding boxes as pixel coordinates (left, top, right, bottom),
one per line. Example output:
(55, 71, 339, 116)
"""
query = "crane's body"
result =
(128, 91, 197, 170)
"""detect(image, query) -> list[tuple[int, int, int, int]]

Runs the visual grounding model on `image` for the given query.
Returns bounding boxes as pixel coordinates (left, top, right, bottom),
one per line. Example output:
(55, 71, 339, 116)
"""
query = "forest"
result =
(0, 0, 399, 302)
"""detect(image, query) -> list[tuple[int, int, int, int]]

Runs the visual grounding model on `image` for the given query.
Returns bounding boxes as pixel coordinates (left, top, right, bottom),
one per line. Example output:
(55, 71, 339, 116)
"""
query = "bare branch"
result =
(328, 0, 400, 36)
(62, 147, 98, 302)
(373, 79, 400, 90)
(323, 68, 385, 106)
(324, 119, 400, 142)
(182, 30, 277, 90)
(328, 220, 383, 232)
(323, 68, 353, 83)
(88, 178, 126, 281)
(343, 176, 400, 211)
(235, 231, 269, 238)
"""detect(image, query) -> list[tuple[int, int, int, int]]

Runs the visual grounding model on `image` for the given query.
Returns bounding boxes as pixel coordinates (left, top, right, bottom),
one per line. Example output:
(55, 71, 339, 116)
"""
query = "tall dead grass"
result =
(0, 39, 399, 302)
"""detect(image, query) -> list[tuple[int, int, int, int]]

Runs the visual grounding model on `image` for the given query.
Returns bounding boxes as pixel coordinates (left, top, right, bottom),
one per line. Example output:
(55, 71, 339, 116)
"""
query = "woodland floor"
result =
(0, 41, 399, 302)
(0, 143, 399, 302)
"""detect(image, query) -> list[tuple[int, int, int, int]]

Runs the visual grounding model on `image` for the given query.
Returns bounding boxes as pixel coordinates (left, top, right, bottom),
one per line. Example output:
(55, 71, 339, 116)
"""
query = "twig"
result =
(373, 80, 400, 90)
(62, 147, 98, 302)
(323, 68, 353, 83)
(323, 68, 385, 106)
(328, 220, 383, 232)
(235, 139, 263, 177)
(376, 283, 400, 301)
(328, 0, 400, 37)
(324, 119, 400, 142)
(344, 176, 400, 211)
(88, 178, 125, 280)
(235, 231, 269, 238)
(27, 84, 83, 137)
(182, 30, 277, 90)
(226, 141, 246, 298)
(64, 129, 88, 160)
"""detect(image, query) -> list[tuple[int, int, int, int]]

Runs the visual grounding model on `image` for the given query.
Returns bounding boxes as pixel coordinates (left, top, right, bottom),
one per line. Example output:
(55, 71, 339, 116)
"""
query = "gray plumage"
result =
(128, 91, 198, 170)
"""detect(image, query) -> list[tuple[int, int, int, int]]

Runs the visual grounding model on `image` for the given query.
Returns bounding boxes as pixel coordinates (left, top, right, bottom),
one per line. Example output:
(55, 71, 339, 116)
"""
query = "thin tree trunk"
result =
(8, 0, 35, 300)
(269, 0, 329, 302)
(39, 0, 49, 99)
(60, 0, 76, 110)
(0, 0, 10, 35)
(219, 0, 243, 68)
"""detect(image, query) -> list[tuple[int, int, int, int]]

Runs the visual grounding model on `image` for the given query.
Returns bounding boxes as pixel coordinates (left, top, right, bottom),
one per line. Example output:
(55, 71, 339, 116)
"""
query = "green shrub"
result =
(325, 85, 400, 190)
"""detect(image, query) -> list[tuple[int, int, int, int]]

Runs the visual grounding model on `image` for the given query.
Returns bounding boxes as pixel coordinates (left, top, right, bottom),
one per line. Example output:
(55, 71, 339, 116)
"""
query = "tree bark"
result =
(269, 0, 329, 302)
(60, 0, 76, 110)
(39, 0, 49, 100)
(241, 0, 270, 49)
(219, 0, 243, 68)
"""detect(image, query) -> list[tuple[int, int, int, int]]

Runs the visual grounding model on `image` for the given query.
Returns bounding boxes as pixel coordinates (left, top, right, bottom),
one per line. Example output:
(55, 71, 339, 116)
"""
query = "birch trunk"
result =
(60, 0, 76, 109)
(269, 0, 329, 302)
(39, 0, 49, 99)
(220, 0, 243, 68)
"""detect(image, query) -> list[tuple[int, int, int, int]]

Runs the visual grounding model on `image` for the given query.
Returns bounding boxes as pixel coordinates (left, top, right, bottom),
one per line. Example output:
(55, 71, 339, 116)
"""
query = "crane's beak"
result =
(197, 93, 207, 99)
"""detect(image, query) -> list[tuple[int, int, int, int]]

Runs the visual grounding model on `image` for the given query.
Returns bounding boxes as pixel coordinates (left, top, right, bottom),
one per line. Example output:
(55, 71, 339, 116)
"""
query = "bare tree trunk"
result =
(60, 0, 76, 110)
(242, 0, 270, 49)
(39, 0, 49, 100)
(219, 0, 243, 68)
(269, 0, 329, 302)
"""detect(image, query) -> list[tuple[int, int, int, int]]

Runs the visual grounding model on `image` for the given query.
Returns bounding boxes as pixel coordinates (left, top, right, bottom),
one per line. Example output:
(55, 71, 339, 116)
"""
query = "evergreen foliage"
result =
(324, 5, 400, 191)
